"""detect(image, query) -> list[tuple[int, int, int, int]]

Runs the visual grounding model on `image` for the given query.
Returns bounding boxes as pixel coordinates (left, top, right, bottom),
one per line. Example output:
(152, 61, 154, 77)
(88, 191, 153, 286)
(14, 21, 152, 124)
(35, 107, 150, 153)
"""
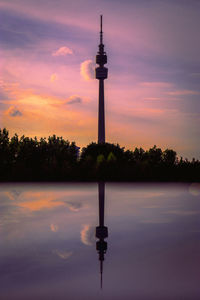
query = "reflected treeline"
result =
(96, 182, 108, 289)
(1, 128, 200, 181)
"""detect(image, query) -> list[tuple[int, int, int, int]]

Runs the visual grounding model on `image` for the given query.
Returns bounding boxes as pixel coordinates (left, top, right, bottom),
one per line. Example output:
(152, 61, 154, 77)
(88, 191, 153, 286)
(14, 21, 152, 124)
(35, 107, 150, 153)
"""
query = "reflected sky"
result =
(0, 183, 200, 299)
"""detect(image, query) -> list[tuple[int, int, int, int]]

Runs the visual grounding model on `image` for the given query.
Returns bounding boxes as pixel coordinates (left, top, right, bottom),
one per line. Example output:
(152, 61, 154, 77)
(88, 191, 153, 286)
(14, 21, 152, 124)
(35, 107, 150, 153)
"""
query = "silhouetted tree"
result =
(163, 149, 177, 166)
(0, 128, 199, 181)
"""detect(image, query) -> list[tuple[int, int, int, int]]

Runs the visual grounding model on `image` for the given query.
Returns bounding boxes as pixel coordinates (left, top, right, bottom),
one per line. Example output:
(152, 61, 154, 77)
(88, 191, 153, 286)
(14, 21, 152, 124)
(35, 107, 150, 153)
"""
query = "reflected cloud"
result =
(141, 218, 172, 224)
(65, 201, 82, 212)
(80, 225, 95, 246)
(189, 183, 200, 196)
(50, 224, 58, 232)
(166, 210, 200, 216)
(5, 190, 22, 201)
(19, 192, 65, 211)
(142, 205, 161, 209)
(3, 189, 85, 214)
(53, 249, 73, 260)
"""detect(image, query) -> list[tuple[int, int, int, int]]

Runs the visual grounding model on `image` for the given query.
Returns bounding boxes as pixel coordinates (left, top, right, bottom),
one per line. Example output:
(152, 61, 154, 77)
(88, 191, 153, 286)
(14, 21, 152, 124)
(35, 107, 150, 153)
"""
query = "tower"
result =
(96, 182, 108, 289)
(95, 15, 108, 144)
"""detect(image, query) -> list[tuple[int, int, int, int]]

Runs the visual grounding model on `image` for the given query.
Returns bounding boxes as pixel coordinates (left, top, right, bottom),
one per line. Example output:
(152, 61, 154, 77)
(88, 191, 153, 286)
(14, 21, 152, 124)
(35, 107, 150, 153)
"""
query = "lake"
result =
(0, 182, 200, 299)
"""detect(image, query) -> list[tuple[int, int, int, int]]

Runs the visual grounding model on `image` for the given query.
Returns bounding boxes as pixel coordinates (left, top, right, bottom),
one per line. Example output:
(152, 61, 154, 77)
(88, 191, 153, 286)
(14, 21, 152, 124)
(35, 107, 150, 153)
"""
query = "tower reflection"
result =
(96, 182, 108, 289)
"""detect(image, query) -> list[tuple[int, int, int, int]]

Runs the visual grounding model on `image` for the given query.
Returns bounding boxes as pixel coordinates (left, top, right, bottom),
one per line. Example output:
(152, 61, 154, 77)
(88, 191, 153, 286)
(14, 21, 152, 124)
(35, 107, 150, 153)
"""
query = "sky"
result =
(0, 0, 200, 159)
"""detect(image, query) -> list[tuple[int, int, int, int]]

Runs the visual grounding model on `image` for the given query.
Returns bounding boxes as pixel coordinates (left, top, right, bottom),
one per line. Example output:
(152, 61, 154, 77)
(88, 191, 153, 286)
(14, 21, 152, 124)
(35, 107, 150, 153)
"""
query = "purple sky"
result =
(0, 0, 200, 159)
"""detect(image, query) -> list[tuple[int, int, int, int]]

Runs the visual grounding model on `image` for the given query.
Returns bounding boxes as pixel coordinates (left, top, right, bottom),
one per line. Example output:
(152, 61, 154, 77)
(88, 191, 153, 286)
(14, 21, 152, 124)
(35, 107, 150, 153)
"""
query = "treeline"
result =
(0, 128, 199, 181)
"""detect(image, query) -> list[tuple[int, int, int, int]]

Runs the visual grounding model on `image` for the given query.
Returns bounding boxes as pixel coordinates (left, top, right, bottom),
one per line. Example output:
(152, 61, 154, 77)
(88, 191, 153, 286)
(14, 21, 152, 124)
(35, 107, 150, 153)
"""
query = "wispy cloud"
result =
(167, 90, 200, 96)
(65, 201, 82, 211)
(140, 82, 172, 88)
(143, 97, 161, 101)
(53, 249, 73, 260)
(52, 46, 73, 56)
(190, 73, 200, 77)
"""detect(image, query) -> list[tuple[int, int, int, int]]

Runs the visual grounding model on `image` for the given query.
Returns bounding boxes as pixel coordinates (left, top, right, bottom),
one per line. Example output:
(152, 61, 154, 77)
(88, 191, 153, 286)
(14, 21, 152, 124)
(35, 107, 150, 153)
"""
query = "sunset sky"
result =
(0, 0, 200, 159)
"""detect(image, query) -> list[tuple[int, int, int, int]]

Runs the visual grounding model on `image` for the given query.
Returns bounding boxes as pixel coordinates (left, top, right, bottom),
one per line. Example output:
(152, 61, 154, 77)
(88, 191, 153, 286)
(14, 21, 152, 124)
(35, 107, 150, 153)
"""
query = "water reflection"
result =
(0, 183, 200, 299)
(96, 182, 108, 289)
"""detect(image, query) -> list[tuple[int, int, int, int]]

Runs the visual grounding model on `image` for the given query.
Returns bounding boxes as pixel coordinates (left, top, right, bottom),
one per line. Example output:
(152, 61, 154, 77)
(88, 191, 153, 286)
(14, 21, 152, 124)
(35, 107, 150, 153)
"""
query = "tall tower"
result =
(96, 182, 108, 289)
(95, 15, 108, 144)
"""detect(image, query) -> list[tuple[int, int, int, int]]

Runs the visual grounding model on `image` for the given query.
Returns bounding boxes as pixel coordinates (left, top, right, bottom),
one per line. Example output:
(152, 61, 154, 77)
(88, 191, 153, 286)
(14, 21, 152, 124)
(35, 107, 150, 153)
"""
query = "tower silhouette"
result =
(95, 15, 108, 144)
(96, 182, 108, 289)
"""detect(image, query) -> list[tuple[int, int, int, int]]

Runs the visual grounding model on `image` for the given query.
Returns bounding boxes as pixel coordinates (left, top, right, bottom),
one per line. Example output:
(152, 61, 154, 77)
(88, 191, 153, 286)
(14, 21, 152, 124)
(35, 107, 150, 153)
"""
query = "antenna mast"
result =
(100, 15, 103, 44)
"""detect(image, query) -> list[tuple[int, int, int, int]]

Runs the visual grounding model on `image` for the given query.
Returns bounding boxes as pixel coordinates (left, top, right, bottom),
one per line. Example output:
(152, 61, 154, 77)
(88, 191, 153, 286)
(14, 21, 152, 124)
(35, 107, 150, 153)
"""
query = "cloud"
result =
(19, 192, 64, 211)
(167, 90, 200, 96)
(189, 183, 200, 196)
(166, 210, 200, 216)
(80, 225, 95, 246)
(50, 223, 58, 232)
(52, 46, 73, 56)
(6, 106, 22, 117)
(80, 60, 95, 81)
(50, 73, 58, 82)
(140, 82, 172, 88)
(143, 97, 161, 101)
(66, 95, 82, 105)
(5, 190, 22, 201)
(65, 201, 82, 211)
(190, 73, 200, 77)
(53, 249, 73, 260)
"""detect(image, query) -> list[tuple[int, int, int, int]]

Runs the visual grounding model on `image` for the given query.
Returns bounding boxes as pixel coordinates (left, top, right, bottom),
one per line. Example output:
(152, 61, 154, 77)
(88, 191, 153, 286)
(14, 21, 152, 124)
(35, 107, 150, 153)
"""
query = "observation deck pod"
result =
(95, 67, 108, 79)
(96, 240, 107, 254)
(96, 226, 108, 239)
(96, 54, 107, 65)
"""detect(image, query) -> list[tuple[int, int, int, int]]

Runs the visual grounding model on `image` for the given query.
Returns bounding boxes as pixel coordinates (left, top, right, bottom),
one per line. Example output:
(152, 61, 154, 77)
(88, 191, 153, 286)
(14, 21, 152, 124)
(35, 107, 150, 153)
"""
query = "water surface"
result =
(0, 183, 200, 299)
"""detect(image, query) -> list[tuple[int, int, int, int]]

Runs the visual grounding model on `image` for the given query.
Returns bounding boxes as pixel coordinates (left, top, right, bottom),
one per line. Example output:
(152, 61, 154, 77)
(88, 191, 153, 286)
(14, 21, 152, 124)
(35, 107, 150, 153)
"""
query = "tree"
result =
(163, 149, 177, 166)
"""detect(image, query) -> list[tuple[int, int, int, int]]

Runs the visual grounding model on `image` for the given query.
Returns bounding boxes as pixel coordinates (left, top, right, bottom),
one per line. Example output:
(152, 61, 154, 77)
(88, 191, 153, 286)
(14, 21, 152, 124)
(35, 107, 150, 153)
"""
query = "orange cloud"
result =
(50, 73, 58, 82)
(19, 192, 64, 211)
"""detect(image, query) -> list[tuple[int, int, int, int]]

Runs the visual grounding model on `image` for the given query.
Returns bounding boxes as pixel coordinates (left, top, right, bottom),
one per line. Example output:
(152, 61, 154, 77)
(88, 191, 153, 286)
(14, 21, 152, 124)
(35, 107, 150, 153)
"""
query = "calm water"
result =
(0, 183, 200, 300)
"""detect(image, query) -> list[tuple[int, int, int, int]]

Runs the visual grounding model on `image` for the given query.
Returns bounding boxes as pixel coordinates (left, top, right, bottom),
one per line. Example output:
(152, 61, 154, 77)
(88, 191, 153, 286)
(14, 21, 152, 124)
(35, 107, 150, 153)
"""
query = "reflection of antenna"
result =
(96, 182, 108, 289)
(100, 260, 103, 289)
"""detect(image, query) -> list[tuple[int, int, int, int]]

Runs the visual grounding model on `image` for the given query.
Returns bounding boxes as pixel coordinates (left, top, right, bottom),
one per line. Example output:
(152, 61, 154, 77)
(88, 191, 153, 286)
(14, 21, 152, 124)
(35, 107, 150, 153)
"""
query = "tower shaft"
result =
(98, 80, 105, 143)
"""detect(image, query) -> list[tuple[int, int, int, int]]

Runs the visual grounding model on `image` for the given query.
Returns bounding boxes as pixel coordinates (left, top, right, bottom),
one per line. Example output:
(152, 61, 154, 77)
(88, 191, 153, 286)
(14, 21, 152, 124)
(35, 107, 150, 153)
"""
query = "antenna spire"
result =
(100, 15, 103, 44)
